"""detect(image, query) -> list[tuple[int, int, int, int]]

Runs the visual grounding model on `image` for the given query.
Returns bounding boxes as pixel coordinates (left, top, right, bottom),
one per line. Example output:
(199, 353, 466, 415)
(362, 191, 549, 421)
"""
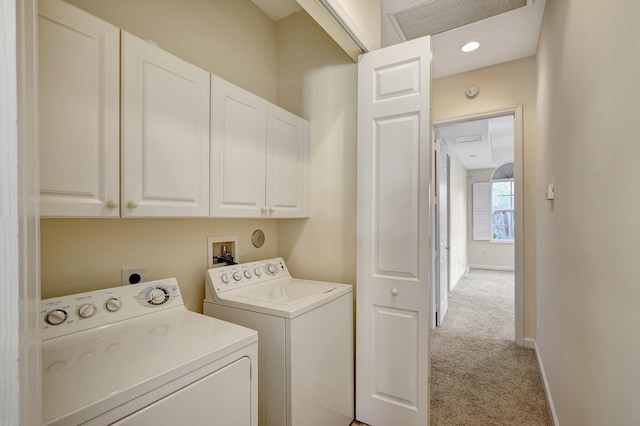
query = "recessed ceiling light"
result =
(461, 41, 480, 53)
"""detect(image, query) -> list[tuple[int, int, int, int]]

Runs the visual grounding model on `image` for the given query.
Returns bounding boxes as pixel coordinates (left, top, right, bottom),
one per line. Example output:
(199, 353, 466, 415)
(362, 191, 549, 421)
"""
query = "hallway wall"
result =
(432, 56, 537, 339)
(536, 0, 640, 424)
(448, 154, 468, 289)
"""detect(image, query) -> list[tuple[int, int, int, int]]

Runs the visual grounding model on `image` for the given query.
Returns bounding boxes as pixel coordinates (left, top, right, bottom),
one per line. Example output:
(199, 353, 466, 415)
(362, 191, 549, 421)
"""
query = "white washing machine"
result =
(203, 258, 354, 426)
(41, 278, 257, 426)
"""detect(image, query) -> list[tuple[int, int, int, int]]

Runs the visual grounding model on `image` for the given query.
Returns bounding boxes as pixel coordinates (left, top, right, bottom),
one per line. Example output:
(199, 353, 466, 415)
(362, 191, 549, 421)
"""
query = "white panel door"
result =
(210, 76, 267, 218)
(122, 32, 210, 217)
(266, 104, 310, 218)
(38, 0, 120, 217)
(356, 36, 431, 426)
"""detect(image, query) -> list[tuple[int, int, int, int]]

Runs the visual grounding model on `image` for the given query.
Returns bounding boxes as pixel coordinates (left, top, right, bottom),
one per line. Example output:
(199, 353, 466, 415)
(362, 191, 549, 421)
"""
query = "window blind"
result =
(473, 182, 491, 240)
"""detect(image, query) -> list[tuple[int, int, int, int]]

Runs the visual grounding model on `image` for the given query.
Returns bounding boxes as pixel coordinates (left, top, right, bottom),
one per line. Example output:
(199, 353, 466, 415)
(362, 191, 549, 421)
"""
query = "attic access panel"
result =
(389, 0, 528, 40)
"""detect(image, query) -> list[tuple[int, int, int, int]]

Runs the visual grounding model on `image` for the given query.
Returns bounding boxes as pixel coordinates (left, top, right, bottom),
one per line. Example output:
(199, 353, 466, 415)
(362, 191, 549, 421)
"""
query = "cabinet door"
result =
(210, 76, 266, 218)
(38, 0, 120, 217)
(122, 32, 210, 217)
(266, 105, 310, 218)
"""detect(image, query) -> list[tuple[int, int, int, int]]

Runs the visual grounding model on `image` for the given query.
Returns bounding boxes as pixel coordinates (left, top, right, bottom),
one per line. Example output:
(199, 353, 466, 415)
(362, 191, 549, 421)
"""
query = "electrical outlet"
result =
(122, 267, 147, 285)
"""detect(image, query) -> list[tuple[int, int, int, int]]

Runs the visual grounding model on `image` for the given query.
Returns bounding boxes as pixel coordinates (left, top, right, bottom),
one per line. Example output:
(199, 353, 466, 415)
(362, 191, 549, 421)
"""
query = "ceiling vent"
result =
(389, 0, 528, 40)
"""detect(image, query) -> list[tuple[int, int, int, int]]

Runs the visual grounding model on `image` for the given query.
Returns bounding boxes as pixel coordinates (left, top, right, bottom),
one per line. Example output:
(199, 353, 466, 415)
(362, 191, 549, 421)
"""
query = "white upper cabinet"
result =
(210, 76, 267, 218)
(121, 32, 210, 217)
(266, 105, 310, 218)
(38, 0, 120, 217)
(210, 78, 309, 219)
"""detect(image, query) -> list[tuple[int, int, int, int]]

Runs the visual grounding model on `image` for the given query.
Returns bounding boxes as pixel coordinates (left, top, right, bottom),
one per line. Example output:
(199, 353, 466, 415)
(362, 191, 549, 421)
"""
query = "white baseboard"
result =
(468, 264, 515, 272)
(528, 339, 559, 426)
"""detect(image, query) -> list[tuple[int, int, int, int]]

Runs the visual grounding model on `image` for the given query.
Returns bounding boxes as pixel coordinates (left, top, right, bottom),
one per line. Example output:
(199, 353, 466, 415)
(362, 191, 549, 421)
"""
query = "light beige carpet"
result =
(430, 269, 551, 426)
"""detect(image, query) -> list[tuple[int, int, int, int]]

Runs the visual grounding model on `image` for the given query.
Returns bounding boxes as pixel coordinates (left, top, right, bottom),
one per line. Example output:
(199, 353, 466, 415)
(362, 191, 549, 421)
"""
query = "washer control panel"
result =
(41, 278, 183, 340)
(207, 257, 289, 294)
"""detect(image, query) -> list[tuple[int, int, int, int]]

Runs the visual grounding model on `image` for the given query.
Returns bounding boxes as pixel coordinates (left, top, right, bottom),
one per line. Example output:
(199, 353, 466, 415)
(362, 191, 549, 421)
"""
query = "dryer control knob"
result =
(254, 268, 262, 277)
(244, 270, 252, 279)
(77, 303, 97, 319)
(105, 298, 122, 312)
(221, 273, 229, 284)
(148, 288, 168, 305)
(266, 264, 276, 274)
(45, 309, 67, 326)
(232, 272, 242, 281)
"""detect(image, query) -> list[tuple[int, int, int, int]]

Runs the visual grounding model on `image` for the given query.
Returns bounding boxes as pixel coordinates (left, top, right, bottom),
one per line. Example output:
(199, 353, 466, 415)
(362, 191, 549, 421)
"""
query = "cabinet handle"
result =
(268, 207, 275, 213)
(391, 288, 399, 296)
(105, 200, 118, 209)
(127, 200, 139, 209)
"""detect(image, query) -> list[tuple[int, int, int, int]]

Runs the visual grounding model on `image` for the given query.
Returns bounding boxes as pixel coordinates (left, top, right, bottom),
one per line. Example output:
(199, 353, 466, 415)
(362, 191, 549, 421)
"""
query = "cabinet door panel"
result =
(38, 0, 120, 217)
(122, 32, 209, 217)
(266, 105, 309, 218)
(210, 76, 266, 218)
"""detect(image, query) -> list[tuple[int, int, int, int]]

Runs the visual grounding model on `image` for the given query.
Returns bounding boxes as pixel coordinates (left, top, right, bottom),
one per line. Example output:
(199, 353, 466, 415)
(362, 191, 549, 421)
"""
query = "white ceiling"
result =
(382, 0, 545, 78)
(252, 0, 545, 79)
(436, 115, 514, 170)
(251, 0, 301, 21)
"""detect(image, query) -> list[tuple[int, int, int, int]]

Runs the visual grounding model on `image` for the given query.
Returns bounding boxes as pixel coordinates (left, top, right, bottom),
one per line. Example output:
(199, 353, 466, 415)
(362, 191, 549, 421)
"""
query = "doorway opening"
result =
(430, 106, 523, 345)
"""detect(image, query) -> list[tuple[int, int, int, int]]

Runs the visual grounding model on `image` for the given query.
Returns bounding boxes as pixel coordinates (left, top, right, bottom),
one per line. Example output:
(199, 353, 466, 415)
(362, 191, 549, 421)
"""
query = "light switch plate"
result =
(546, 184, 555, 200)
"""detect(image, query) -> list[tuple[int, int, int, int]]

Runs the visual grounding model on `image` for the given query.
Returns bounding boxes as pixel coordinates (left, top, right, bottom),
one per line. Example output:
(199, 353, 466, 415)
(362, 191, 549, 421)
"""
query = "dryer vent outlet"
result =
(122, 267, 148, 285)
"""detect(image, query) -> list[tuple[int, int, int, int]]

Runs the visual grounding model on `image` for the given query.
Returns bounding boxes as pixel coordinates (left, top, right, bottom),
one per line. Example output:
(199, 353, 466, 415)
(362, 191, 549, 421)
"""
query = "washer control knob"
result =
(254, 268, 262, 277)
(244, 270, 252, 279)
(105, 298, 122, 312)
(266, 264, 276, 274)
(221, 273, 229, 284)
(232, 272, 242, 281)
(45, 309, 67, 326)
(77, 303, 97, 319)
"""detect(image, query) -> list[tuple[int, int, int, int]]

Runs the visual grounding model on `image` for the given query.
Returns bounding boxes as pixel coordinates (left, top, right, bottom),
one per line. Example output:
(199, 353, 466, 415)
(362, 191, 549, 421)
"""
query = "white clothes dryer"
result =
(41, 278, 257, 426)
(203, 258, 354, 426)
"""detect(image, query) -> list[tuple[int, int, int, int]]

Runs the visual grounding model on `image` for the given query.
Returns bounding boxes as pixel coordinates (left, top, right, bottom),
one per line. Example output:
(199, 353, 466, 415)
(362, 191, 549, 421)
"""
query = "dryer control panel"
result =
(40, 278, 183, 340)
(207, 257, 289, 295)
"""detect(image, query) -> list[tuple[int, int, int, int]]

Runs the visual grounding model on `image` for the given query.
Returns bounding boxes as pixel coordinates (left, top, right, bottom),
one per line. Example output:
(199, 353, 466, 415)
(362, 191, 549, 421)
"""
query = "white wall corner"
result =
(450, 265, 468, 291)
(531, 340, 560, 426)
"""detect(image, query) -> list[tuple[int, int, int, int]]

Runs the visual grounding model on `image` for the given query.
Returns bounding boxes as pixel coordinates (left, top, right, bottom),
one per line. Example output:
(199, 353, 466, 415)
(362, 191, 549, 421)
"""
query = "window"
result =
(491, 179, 514, 241)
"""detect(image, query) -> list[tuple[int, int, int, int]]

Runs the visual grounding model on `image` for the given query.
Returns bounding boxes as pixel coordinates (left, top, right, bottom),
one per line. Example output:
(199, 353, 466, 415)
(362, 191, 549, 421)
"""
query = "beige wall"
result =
(275, 11, 358, 286)
(64, 0, 278, 102)
(41, 219, 278, 312)
(536, 0, 640, 423)
(448, 153, 468, 288)
(432, 56, 537, 339)
(41, 0, 281, 312)
(467, 168, 515, 270)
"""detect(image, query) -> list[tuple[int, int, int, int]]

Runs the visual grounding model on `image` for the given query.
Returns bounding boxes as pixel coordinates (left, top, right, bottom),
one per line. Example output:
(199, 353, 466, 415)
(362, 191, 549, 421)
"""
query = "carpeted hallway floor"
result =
(430, 269, 551, 425)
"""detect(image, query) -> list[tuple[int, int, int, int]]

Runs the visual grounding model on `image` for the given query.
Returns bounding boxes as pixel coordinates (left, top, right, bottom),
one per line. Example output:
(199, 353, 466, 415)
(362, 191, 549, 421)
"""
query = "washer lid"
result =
(213, 277, 353, 318)
(239, 280, 339, 306)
